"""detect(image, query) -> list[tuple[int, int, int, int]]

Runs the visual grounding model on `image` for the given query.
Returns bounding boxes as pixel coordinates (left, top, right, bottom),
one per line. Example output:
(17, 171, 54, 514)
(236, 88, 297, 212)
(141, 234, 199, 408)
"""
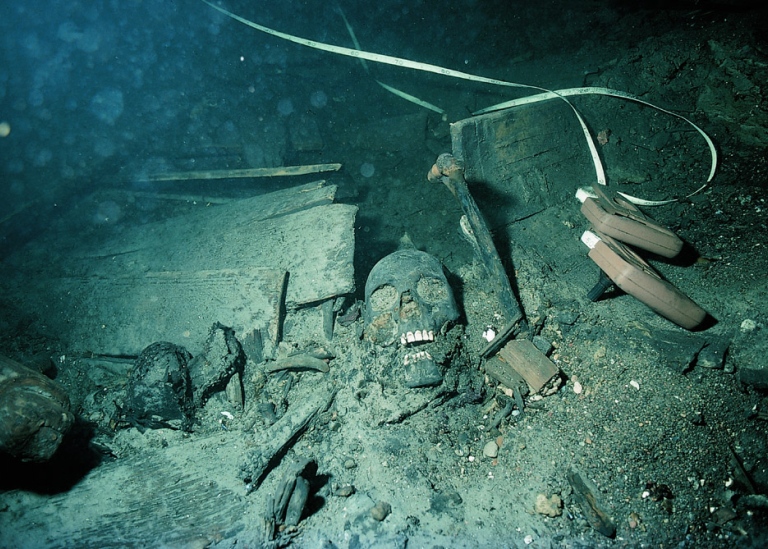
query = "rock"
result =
(534, 493, 563, 517)
(335, 484, 355, 497)
(735, 331, 768, 389)
(370, 501, 391, 521)
(483, 440, 499, 459)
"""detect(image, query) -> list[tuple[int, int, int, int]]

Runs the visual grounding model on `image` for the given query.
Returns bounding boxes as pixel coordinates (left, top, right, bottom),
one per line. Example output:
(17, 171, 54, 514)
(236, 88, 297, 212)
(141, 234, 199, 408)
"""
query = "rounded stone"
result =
(483, 440, 499, 459)
(370, 501, 392, 521)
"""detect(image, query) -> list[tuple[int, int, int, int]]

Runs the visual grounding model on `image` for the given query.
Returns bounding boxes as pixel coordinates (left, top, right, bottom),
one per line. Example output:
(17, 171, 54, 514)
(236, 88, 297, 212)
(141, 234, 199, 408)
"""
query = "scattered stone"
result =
(370, 501, 391, 521)
(483, 440, 499, 459)
(534, 493, 563, 517)
(532, 335, 553, 355)
(736, 334, 768, 389)
(334, 484, 355, 497)
(740, 319, 758, 333)
(344, 458, 357, 470)
(573, 379, 583, 394)
(650, 329, 706, 374)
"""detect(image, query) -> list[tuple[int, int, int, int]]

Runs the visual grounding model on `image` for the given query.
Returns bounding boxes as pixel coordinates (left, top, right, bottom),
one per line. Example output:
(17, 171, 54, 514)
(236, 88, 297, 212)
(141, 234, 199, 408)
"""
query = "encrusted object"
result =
(126, 341, 194, 430)
(188, 322, 246, 407)
(0, 354, 74, 462)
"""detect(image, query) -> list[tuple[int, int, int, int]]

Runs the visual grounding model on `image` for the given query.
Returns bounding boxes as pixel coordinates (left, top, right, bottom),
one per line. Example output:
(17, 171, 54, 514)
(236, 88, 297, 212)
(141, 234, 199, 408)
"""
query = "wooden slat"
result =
(497, 339, 559, 393)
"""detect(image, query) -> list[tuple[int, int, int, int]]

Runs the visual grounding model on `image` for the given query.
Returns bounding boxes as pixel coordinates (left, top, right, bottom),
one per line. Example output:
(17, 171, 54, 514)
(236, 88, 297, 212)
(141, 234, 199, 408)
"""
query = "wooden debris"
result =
(138, 163, 342, 182)
(430, 153, 523, 326)
(225, 371, 244, 409)
(567, 466, 616, 538)
(243, 387, 336, 489)
(484, 356, 528, 396)
(497, 339, 559, 393)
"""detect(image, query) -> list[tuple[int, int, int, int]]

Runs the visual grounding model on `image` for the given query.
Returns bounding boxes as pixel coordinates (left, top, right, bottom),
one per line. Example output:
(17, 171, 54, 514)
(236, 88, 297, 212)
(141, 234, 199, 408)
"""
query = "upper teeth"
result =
(400, 330, 435, 345)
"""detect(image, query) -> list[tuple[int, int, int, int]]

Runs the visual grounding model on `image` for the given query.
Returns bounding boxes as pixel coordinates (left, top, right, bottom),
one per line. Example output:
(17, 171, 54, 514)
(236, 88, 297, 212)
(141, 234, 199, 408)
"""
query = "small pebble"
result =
(370, 501, 391, 521)
(344, 458, 357, 469)
(335, 484, 355, 497)
(483, 440, 499, 459)
(740, 319, 757, 333)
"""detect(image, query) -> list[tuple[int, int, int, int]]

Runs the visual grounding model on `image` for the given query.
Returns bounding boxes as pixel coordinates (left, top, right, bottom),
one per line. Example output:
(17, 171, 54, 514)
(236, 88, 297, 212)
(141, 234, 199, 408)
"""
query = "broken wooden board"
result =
(450, 102, 593, 226)
(32, 268, 286, 356)
(5, 180, 356, 356)
(66, 186, 355, 308)
(0, 432, 255, 548)
(497, 339, 559, 393)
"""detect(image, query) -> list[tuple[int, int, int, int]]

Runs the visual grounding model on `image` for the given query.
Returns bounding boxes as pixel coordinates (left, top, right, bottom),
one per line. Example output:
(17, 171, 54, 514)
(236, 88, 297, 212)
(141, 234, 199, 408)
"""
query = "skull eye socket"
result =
(416, 276, 449, 304)
(369, 284, 399, 310)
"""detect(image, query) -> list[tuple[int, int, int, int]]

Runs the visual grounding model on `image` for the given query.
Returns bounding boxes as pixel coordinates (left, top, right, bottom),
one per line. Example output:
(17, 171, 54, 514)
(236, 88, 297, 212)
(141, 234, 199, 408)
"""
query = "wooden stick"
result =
(429, 153, 523, 326)
(138, 163, 342, 182)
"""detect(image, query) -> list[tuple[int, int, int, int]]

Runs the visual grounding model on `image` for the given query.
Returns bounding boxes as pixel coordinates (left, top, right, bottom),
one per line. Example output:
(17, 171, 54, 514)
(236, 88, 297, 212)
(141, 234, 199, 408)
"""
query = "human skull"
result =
(364, 250, 459, 347)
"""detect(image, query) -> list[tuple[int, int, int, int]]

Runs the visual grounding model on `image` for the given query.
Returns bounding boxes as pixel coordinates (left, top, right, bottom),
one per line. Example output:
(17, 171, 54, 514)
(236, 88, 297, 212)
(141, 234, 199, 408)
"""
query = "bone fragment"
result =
(266, 354, 330, 373)
(243, 388, 336, 490)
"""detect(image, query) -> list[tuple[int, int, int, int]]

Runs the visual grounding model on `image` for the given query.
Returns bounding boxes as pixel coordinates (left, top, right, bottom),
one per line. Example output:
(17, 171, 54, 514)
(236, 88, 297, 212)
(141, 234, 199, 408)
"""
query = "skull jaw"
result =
(364, 314, 448, 388)
(403, 352, 442, 388)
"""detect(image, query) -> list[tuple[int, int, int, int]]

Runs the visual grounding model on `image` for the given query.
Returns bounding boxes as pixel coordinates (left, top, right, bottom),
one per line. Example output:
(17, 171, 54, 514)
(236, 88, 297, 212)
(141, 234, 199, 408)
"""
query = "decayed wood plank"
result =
(3, 181, 356, 357)
(430, 154, 523, 328)
(1, 432, 254, 548)
(450, 102, 589, 225)
(40, 268, 287, 356)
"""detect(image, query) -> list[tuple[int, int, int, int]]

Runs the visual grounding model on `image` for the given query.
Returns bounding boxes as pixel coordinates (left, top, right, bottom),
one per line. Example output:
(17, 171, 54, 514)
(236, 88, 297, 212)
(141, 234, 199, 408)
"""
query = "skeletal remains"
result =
(363, 249, 459, 387)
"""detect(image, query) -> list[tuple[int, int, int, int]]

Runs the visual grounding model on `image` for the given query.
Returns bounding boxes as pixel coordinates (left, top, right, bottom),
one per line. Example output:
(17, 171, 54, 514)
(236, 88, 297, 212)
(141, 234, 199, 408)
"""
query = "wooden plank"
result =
(450, 102, 591, 225)
(68, 184, 355, 307)
(138, 163, 342, 182)
(39, 268, 286, 356)
(497, 339, 559, 393)
(3, 182, 356, 356)
(431, 154, 523, 326)
(484, 356, 527, 391)
(0, 432, 254, 548)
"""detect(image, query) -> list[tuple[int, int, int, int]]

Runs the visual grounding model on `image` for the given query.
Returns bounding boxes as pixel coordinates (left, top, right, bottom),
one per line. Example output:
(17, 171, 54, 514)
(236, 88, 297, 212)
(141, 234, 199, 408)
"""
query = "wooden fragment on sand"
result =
(497, 339, 559, 394)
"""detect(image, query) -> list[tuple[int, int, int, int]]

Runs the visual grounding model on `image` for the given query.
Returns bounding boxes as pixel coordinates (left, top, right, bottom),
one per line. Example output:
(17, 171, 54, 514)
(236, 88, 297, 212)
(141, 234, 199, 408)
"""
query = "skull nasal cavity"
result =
(400, 297, 419, 318)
